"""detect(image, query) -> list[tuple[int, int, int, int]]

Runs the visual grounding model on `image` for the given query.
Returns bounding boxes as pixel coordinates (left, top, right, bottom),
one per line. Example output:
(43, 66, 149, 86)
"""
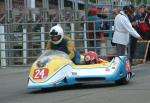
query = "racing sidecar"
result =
(27, 50, 134, 89)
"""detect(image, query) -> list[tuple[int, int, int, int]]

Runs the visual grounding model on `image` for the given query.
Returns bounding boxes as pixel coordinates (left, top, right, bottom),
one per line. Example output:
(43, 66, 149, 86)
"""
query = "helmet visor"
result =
(50, 35, 61, 41)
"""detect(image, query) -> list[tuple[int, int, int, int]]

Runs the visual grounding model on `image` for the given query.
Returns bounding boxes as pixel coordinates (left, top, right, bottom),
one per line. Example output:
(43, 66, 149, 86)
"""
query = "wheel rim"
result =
(125, 73, 130, 81)
(125, 60, 131, 73)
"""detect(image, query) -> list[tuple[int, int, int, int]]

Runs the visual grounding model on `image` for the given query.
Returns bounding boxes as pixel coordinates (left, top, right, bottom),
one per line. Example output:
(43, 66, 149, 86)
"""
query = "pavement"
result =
(0, 66, 29, 75)
(132, 61, 150, 70)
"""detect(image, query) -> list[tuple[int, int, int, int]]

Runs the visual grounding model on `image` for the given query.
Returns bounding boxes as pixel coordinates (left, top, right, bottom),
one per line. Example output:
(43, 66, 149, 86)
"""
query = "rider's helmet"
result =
(84, 51, 98, 64)
(49, 24, 64, 45)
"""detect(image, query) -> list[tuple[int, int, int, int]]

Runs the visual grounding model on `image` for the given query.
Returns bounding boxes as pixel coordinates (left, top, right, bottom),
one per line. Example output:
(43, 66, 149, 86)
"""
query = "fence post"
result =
(0, 25, 6, 67)
(27, 0, 36, 21)
(71, 23, 75, 46)
(41, 27, 45, 53)
(23, 28, 27, 64)
(83, 23, 87, 53)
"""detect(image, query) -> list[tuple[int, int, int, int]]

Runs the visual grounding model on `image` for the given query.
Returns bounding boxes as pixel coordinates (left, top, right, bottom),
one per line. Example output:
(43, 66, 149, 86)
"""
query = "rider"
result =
(46, 24, 80, 64)
(84, 51, 108, 64)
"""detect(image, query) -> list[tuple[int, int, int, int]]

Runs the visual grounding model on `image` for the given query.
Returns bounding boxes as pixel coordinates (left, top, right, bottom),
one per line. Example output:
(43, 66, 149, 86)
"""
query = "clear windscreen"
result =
(38, 50, 70, 61)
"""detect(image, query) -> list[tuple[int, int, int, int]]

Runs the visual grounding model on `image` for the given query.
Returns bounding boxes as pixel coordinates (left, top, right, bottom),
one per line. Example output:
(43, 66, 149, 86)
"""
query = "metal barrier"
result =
(0, 19, 117, 67)
(1, 0, 149, 68)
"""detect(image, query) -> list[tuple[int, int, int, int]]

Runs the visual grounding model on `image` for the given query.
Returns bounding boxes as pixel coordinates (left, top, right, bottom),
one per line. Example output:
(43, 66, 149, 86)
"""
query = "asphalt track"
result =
(0, 62, 150, 103)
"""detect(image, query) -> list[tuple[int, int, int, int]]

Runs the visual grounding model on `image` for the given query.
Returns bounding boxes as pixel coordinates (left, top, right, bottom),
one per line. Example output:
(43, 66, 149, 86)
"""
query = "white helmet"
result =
(49, 24, 64, 44)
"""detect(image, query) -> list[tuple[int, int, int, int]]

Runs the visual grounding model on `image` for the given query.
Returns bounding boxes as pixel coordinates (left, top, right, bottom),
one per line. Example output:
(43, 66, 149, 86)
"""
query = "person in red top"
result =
(136, 4, 150, 40)
(87, 7, 104, 54)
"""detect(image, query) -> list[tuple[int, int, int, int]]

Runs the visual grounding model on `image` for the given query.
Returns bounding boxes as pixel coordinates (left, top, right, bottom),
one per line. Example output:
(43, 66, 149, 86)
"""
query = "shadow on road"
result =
(28, 83, 123, 94)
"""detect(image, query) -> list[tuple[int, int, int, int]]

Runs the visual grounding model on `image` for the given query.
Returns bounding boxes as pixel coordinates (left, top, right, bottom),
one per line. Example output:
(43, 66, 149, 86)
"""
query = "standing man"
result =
(112, 5, 143, 56)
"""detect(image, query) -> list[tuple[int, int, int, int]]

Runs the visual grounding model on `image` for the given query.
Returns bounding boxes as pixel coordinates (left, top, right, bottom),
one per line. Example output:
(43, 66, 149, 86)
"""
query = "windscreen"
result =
(38, 50, 70, 60)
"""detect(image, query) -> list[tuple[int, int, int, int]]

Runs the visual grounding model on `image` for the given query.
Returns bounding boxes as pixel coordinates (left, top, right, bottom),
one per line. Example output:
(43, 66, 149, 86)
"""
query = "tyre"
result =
(115, 73, 131, 85)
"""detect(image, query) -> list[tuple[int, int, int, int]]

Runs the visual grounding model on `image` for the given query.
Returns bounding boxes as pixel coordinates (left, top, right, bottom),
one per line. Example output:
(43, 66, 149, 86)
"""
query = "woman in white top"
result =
(112, 5, 143, 56)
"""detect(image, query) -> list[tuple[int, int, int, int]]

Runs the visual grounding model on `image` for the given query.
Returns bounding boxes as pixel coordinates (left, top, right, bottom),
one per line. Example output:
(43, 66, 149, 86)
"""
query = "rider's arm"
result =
(65, 35, 75, 60)
(96, 58, 108, 64)
(45, 41, 52, 50)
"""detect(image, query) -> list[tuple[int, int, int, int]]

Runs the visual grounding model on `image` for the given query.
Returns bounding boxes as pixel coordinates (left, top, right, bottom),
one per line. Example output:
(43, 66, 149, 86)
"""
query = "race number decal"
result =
(33, 68, 48, 79)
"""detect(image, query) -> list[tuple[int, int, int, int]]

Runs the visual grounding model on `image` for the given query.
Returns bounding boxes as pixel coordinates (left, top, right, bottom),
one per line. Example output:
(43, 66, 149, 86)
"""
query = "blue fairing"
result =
(67, 56, 128, 84)
(114, 56, 128, 80)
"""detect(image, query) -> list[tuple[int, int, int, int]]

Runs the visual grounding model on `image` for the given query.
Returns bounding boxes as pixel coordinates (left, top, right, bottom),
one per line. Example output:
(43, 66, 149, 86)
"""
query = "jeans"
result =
(116, 44, 126, 56)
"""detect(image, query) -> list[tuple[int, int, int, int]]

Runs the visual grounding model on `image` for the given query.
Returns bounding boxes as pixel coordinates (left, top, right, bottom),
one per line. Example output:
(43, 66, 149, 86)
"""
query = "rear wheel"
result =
(115, 73, 131, 85)
(115, 57, 132, 85)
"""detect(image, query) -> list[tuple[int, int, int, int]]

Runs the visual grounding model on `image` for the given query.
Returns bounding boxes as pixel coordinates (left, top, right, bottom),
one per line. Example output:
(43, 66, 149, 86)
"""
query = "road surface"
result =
(0, 62, 150, 103)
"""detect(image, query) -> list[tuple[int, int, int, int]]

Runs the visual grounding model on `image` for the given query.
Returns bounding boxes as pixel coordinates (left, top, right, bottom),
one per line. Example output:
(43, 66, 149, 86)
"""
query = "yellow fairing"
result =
(29, 56, 70, 83)
(29, 50, 110, 83)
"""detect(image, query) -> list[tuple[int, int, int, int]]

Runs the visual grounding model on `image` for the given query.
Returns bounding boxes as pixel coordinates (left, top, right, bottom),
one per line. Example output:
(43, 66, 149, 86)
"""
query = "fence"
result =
(1, 0, 133, 67)
(0, 20, 117, 67)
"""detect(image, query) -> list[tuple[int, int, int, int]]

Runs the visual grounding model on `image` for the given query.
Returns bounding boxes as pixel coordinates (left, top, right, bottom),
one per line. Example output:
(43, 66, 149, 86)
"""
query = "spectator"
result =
(101, 8, 110, 30)
(135, 4, 150, 60)
(87, 7, 104, 54)
(145, 5, 150, 40)
(146, 5, 150, 25)
(146, 5, 150, 60)
(128, 5, 141, 64)
(112, 5, 143, 56)
(135, 4, 150, 40)
(112, 8, 120, 19)
(146, 5, 150, 16)
(46, 24, 81, 64)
